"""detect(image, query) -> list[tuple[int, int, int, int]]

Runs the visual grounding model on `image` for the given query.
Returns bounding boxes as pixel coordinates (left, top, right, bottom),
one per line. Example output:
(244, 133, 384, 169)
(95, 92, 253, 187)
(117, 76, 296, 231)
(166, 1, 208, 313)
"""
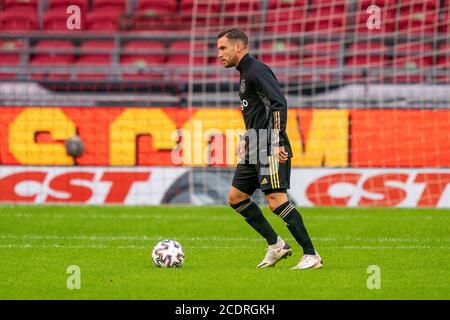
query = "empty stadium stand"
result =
(0, 0, 448, 106)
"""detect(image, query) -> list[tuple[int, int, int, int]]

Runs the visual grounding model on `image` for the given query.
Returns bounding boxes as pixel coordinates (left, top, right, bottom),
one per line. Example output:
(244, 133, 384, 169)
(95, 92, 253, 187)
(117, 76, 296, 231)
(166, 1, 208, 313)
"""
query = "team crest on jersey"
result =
(240, 79, 246, 93)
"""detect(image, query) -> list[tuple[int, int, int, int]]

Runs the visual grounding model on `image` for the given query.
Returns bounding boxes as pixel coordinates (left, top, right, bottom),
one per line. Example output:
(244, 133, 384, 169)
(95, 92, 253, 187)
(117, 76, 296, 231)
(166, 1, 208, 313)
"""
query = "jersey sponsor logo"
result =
(261, 178, 268, 185)
(240, 99, 248, 111)
(240, 79, 246, 93)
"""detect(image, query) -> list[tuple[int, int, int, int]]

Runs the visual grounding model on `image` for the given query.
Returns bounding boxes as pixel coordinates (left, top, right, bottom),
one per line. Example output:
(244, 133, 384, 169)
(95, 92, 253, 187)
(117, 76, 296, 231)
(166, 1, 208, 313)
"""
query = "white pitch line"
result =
(0, 235, 262, 241)
(0, 243, 448, 250)
(2, 213, 239, 221)
(0, 234, 449, 243)
(3, 212, 448, 221)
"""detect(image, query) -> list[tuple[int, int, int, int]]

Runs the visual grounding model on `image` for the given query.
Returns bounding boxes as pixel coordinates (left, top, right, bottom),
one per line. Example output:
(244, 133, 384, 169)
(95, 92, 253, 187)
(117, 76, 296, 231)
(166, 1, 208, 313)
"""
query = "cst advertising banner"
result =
(0, 167, 448, 207)
(0, 166, 188, 205)
(290, 169, 450, 208)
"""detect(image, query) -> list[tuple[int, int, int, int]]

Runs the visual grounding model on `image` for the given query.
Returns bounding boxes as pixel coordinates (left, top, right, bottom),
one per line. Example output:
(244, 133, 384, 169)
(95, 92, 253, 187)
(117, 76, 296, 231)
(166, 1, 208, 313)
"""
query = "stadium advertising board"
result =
(0, 167, 448, 207)
(0, 107, 448, 167)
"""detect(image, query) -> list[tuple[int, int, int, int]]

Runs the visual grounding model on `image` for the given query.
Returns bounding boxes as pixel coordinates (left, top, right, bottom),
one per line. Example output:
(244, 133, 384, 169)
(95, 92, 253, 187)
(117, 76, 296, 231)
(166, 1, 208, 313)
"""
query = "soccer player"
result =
(217, 28, 322, 269)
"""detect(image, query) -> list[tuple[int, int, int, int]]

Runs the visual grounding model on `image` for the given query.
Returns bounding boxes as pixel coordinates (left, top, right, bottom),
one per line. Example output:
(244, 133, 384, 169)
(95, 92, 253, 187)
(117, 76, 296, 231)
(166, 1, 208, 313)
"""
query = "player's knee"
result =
(267, 200, 281, 212)
(228, 192, 249, 206)
(266, 194, 286, 212)
(228, 192, 245, 206)
(227, 194, 236, 206)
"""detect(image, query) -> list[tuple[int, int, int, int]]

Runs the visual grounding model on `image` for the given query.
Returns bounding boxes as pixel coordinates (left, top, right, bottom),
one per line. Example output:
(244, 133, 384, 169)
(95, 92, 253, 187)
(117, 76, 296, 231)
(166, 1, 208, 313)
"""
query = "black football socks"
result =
(231, 199, 278, 245)
(273, 202, 316, 255)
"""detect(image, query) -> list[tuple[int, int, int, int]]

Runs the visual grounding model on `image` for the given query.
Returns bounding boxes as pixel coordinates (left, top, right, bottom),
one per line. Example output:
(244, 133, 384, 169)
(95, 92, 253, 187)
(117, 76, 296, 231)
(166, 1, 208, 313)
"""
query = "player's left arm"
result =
(252, 64, 289, 162)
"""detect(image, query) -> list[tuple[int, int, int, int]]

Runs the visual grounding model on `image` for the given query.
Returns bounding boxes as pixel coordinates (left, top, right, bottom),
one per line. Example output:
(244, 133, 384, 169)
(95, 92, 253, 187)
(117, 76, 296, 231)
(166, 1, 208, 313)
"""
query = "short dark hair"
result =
(217, 28, 248, 46)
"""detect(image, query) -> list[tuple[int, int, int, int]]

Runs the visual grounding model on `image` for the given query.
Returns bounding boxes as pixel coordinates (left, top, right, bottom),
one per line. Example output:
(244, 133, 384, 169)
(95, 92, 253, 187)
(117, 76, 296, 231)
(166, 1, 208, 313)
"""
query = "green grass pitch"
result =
(0, 205, 448, 299)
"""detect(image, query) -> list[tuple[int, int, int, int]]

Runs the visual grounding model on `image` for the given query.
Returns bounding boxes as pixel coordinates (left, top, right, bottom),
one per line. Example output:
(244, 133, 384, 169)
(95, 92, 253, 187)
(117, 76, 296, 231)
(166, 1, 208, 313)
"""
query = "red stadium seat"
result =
(3, 0, 38, 11)
(300, 42, 340, 81)
(31, 40, 75, 80)
(390, 42, 433, 82)
(303, 41, 341, 56)
(357, 0, 396, 7)
(0, 9, 37, 31)
(88, 1, 126, 30)
(223, 14, 260, 28)
(436, 43, 450, 83)
(346, 42, 389, 67)
(131, 14, 186, 31)
(167, 41, 209, 65)
(440, 13, 450, 34)
(305, 2, 347, 33)
(223, 0, 260, 12)
(397, 13, 438, 34)
(393, 42, 434, 66)
(136, 0, 177, 14)
(222, 1, 261, 26)
(165, 41, 210, 82)
(309, 0, 347, 9)
(0, 54, 20, 65)
(120, 71, 164, 81)
(179, 0, 221, 14)
(302, 57, 340, 69)
(0, 39, 23, 64)
(121, 41, 166, 80)
(345, 42, 389, 81)
(31, 40, 75, 64)
(400, 0, 438, 10)
(132, 0, 182, 31)
(0, 39, 24, 79)
(43, 8, 85, 31)
(260, 41, 300, 67)
(265, 9, 306, 33)
(91, 0, 126, 11)
(77, 40, 115, 64)
(267, 0, 307, 9)
(266, 0, 307, 35)
(76, 40, 115, 80)
(300, 56, 339, 81)
(437, 43, 450, 67)
(48, 0, 89, 13)
(122, 41, 166, 65)
(178, 0, 222, 29)
(86, 9, 123, 31)
(397, 0, 439, 35)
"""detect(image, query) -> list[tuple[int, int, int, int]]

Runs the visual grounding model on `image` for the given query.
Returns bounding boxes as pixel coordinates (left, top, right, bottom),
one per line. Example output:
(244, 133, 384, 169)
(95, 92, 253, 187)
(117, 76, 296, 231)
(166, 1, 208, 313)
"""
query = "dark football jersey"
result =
(236, 53, 293, 159)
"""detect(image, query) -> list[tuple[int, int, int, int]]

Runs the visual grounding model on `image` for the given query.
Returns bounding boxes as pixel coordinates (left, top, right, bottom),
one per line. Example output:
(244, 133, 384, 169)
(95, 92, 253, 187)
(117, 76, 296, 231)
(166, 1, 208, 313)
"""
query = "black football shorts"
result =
(231, 156, 291, 196)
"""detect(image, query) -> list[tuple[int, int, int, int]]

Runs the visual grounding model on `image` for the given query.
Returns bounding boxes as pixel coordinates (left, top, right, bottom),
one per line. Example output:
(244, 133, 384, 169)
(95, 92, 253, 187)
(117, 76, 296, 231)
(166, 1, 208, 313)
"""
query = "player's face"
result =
(217, 37, 239, 68)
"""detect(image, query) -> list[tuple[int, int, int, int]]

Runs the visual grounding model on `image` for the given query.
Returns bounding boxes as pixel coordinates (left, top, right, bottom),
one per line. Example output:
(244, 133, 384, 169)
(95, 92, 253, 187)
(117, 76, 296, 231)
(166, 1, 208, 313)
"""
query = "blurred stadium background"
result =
(0, 0, 449, 207)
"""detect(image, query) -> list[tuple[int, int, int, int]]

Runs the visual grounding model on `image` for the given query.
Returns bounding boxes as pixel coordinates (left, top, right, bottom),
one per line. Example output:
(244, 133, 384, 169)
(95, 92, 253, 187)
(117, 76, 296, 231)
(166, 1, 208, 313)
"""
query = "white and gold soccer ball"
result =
(151, 239, 185, 268)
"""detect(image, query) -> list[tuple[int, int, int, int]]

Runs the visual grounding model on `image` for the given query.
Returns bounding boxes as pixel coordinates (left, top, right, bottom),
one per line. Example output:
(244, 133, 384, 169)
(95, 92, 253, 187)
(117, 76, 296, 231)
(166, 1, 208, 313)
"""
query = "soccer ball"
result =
(151, 239, 185, 268)
(65, 135, 85, 158)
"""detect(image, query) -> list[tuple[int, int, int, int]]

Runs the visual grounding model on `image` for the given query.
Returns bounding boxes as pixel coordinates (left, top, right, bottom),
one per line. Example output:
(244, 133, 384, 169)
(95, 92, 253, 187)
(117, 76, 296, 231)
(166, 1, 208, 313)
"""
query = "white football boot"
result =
(290, 251, 323, 270)
(257, 237, 292, 268)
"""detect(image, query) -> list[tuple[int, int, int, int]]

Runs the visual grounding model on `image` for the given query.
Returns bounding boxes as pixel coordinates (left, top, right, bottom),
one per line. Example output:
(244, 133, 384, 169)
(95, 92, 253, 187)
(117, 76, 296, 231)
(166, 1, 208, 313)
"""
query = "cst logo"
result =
(240, 99, 248, 111)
